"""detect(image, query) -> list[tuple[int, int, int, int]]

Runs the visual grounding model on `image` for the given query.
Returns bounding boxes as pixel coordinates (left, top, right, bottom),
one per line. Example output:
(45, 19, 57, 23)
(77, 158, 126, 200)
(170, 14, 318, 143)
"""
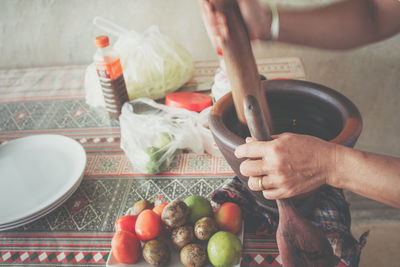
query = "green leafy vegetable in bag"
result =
(145, 133, 177, 174)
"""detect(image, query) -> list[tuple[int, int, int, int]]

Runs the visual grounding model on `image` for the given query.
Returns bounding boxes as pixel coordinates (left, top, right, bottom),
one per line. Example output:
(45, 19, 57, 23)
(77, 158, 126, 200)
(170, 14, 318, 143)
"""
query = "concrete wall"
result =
(0, 0, 338, 69)
(1, 0, 399, 157)
(0, 0, 215, 68)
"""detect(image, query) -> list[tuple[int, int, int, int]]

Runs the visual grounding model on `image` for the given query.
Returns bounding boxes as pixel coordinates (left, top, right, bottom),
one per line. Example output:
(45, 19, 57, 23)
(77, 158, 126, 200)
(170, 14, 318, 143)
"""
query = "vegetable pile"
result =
(111, 196, 243, 267)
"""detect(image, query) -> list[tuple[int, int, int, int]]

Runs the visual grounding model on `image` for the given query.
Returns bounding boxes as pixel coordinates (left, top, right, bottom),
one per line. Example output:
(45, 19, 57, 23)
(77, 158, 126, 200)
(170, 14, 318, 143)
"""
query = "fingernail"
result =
(245, 137, 252, 143)
(217, 47, 223, 56)
(216, 36, 223, 50)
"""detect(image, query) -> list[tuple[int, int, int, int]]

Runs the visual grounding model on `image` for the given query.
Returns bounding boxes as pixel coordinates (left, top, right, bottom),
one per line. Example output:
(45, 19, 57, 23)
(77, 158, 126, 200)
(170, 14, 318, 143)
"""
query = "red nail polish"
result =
(217, 47, 223, 56)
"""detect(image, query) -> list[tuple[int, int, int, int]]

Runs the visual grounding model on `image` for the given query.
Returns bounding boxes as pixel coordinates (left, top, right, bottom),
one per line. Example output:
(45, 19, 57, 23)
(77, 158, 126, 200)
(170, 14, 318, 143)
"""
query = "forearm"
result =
(330, 145, 400, 209)
(272, 0, 400, 49)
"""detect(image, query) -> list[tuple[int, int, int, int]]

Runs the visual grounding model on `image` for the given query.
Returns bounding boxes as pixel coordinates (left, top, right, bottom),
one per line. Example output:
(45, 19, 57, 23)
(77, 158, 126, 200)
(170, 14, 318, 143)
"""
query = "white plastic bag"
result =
(85, 17, 194, 108)
(120, 98, 204, 174)
(198, 107, 223, 156)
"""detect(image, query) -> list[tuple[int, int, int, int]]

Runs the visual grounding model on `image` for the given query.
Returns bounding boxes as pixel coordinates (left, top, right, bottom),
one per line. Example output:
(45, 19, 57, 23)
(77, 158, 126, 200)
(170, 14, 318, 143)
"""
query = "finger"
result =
(215, 36, 224, 51)
(235, 140, 271, 159)
(247, 176, 271, 191)
(201, 0, 212, 14)
(245, 137, 254, 143)
(200, 0, 220, 48)
(271, 134, 284, 139)
(239, 159, 268, 177)
(199, 0, 211, 20)
(203, 2, 218, 28)
(216, 11, 229, 40)
(262, 188, 286, 200)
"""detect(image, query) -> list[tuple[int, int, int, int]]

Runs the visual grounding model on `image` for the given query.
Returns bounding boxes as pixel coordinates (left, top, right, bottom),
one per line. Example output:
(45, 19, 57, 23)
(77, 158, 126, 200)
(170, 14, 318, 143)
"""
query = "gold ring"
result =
(258, 177, 264, 191)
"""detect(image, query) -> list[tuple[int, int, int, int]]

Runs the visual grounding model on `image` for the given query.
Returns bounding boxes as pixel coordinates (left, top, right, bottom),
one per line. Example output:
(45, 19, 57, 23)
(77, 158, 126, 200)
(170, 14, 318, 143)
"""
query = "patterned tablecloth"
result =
(0, 58, 309, 266)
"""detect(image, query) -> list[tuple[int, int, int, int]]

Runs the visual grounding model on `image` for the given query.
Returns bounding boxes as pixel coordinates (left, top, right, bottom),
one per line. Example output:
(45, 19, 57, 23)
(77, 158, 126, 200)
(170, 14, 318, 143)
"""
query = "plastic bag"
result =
(198, 107, 223, 156)
(85, 17, 194, 108)
(120, 98, 204, 174)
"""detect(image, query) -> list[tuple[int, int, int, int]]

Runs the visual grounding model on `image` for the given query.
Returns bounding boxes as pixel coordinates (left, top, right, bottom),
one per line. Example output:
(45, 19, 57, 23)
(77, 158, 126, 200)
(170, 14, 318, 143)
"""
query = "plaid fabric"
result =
(211, 177, 368, 267)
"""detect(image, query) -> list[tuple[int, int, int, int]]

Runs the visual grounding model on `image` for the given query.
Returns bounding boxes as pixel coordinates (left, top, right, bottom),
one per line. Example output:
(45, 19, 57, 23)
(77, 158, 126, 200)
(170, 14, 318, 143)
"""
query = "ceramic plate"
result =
(0, 180, 82, 231)
(0, 135, 86, 227)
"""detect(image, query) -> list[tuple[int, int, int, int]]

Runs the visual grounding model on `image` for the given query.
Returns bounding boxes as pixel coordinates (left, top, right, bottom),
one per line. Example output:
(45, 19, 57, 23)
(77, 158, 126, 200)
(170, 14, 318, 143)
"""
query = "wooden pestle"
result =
(208, 0, 273, 134)
(243, 95, 336, 267)
(209, 0, 336, 266)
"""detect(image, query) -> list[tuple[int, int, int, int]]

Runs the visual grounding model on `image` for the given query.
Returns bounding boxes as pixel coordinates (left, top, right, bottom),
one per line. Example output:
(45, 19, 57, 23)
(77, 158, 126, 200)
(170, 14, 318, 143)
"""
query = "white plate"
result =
(107, 221, 243, 267)
(0, 134, 86, 228)
(0, 180, 82, 231)
(0, 174, 82, 227)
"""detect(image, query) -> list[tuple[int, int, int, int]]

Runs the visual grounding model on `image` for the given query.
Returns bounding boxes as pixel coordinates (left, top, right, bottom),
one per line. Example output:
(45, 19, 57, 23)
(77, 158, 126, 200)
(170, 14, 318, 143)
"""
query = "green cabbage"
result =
(114, 26, 194, 100)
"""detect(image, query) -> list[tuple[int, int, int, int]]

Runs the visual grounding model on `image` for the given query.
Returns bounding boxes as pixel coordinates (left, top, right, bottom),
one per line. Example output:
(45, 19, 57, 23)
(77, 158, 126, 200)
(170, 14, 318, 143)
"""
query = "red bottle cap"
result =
(95, 36, 110, 48)
(165, 92, 212, 112)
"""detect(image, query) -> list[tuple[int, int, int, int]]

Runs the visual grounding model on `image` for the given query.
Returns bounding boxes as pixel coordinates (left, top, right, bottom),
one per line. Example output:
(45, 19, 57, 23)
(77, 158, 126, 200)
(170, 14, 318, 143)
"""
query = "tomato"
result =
(135, 209, 161, 241)
(111, 230, 140, 264)
(214, 202, 242, 234)
(114, 215, 137, 233)
(152, 201, 168, 216)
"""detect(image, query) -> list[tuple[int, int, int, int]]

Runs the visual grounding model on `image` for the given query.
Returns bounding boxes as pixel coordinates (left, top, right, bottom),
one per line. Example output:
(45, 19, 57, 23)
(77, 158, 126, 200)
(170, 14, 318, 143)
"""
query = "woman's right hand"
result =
(198, 0, 271, 49)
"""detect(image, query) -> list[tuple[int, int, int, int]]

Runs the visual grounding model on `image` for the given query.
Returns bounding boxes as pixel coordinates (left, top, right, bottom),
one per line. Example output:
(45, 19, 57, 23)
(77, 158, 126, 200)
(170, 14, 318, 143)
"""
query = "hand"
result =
(198, 0, 271, 49)
(234, 133, 337, 200)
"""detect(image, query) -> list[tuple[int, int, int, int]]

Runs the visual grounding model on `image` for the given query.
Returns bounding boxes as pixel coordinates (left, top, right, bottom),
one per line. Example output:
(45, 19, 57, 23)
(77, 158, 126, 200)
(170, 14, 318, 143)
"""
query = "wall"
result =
(0, 0, 214, 68)
(0, 0, 341, 69)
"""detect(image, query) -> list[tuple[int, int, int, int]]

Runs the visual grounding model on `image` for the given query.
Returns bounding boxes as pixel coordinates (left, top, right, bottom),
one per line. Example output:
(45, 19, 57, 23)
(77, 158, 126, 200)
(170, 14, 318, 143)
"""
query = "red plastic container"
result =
(165, 92, 212, 112)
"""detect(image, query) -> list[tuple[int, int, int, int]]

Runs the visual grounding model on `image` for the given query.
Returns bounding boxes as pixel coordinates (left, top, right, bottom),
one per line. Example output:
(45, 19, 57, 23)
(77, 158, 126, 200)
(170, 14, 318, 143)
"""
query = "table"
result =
(0, 58, 346, 266)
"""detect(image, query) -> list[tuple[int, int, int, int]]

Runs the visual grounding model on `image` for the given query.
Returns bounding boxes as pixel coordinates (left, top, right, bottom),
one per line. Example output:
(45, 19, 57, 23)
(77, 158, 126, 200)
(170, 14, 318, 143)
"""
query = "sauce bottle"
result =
(94, 35, 129, 119)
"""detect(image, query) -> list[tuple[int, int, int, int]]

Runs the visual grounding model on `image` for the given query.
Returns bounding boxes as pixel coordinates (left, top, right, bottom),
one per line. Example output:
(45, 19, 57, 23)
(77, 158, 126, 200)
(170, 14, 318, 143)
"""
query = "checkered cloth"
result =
(211, 177, 368, 267)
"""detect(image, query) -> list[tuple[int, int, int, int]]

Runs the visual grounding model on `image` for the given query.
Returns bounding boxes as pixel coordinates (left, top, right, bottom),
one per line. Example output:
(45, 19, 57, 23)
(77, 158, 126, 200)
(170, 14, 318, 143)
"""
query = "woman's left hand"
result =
(234, 133, 337, 200)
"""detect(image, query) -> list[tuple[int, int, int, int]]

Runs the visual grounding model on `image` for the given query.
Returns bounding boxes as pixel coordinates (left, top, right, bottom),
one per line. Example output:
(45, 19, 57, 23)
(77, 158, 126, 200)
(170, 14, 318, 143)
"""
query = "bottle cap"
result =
(95, 35, 110, 48)
(165, 92, 212, 112)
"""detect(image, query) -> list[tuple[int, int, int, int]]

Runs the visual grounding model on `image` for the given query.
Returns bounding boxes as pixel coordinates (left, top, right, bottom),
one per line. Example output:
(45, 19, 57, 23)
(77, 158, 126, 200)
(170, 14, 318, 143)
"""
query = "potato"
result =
(142, 238, 170, 266)
(131, 200, 154, 215)
(180, 243, 207, 267)
(194, 217, 218, 241)
(171, 225, 195, 249)
(161, 200, 189, 227)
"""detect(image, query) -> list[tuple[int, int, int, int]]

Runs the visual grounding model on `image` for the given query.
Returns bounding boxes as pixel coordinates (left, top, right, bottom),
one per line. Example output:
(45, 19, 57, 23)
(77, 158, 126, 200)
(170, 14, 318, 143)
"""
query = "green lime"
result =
(145, 146, 164, 174)
(207, 231, 242, 267)
(183, 195, 213, 225)
(153, 132, 173, 148)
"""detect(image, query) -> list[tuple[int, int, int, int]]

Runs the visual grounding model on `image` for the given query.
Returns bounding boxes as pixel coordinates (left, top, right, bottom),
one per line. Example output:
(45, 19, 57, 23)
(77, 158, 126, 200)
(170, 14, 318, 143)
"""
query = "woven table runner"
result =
(0, 58, 351, 267)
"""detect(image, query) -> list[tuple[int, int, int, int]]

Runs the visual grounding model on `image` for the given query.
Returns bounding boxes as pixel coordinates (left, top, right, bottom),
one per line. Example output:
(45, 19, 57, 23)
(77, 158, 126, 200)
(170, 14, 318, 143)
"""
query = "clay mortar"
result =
(209, 79, 362, 216)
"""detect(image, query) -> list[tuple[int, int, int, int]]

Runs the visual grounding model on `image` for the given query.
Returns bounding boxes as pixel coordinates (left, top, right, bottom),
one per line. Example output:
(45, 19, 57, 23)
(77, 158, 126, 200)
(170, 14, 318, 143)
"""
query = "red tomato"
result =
(111, 230, 140, 264)
(152, 201, 168, 216)
(135, 209, 161, 241)
(114, 215, 137, 233)
(214, 202, 242, 234)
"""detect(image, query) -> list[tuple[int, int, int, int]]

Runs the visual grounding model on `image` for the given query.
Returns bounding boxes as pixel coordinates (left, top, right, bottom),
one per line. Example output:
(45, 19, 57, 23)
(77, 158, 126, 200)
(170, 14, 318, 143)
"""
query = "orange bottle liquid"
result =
(94, 35, 129, 119)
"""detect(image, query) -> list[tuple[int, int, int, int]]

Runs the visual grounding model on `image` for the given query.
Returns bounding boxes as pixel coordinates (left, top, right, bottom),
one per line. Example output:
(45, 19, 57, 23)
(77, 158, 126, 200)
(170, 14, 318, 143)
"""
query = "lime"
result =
(183, 195, 213, 225)
(153, 132, 173, 148)
(145, 146, 166, 174)
(207, 231, 242, 267)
